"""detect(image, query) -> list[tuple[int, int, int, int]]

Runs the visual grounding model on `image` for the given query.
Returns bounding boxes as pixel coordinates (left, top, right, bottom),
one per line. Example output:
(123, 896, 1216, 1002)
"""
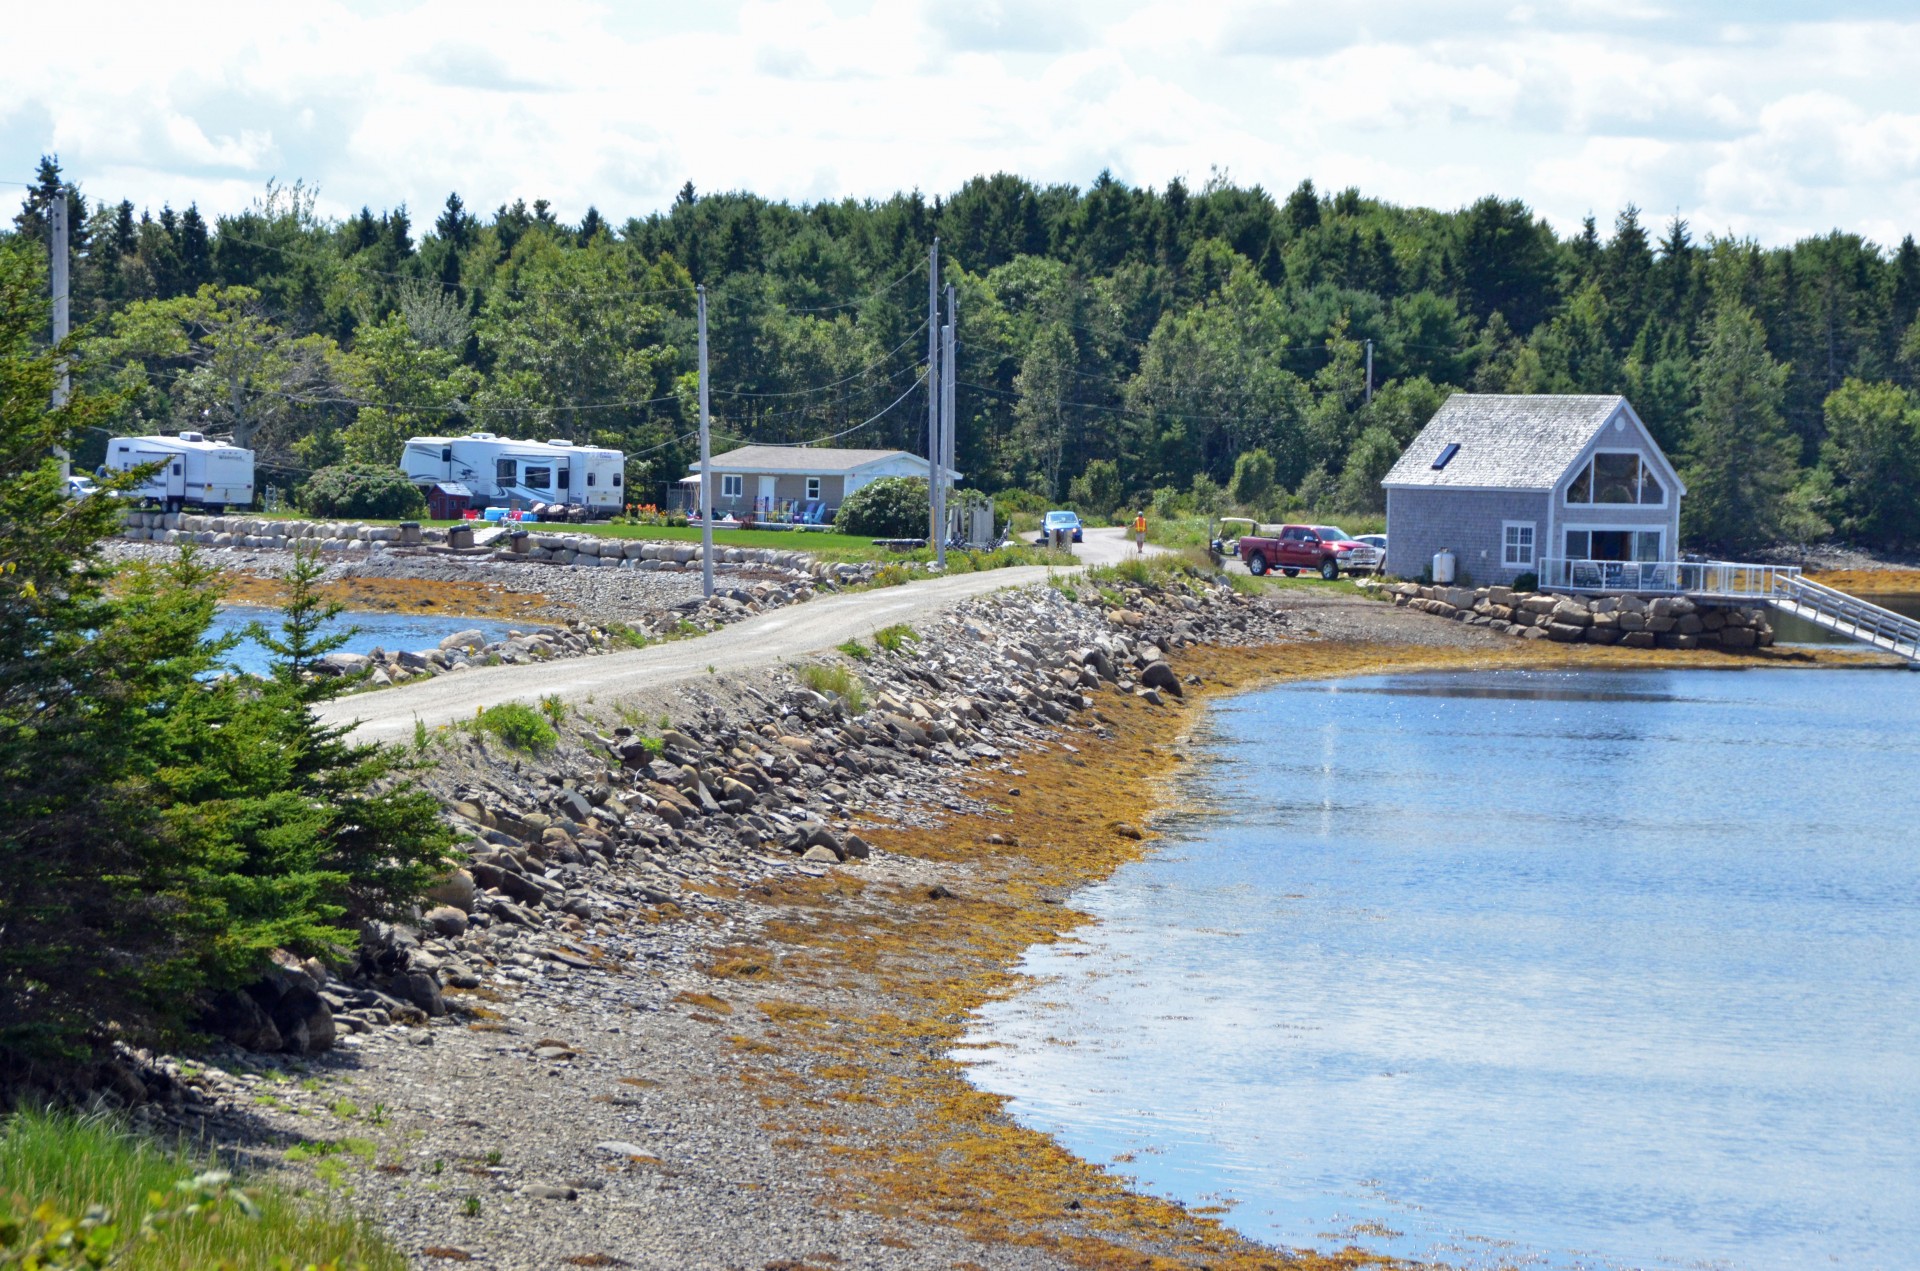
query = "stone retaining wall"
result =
(1386, 582, 1775, 650)
(116, 511, 876, 585)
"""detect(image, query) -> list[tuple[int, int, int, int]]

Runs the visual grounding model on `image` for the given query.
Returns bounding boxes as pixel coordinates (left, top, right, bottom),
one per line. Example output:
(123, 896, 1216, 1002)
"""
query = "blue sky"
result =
(6, 0, 1919, 248)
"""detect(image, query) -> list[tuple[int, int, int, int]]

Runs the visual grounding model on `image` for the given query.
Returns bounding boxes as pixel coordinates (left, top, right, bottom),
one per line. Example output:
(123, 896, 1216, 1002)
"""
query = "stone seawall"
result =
(116, 511, 876, 586)
(1386, 582, 1775, 650)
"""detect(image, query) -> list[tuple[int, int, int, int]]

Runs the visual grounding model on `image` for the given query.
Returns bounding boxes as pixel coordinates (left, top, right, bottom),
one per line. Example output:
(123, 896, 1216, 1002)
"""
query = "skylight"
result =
(1432, 442, 1461, 470)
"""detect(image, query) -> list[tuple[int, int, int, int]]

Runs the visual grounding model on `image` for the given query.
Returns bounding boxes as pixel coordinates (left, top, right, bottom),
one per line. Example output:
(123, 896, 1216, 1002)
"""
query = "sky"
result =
(5, 0, 1920, 249)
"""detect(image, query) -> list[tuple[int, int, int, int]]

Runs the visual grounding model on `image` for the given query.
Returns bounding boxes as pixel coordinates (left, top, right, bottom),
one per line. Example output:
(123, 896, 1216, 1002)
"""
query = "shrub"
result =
(1513, 571, 1539, 593)
(836, 476, 929, 538)
(476, 702, 557, 753)
(299, 464, 427, 519)
(837, 638, 871, 660)
(873, 623, 917, 653)
(1229, 448, 1277, 508)
(799, 663, 867, 713)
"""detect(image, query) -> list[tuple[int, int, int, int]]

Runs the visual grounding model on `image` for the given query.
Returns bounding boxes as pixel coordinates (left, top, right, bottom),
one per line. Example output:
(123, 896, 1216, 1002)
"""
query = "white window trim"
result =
(1502, 520, 1536, 567)
(805, 476, 822, 501)
(720, 474, 744, 499)
(1562, 449, 1670, 509)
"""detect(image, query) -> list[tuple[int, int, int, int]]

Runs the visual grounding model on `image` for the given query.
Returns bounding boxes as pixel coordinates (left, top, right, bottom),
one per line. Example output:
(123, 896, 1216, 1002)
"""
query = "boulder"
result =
(423, 868, 477, 913)
(424, 905, 469, 937)
(439, 628, 491, 653)
(1138, 660, 1183, 697)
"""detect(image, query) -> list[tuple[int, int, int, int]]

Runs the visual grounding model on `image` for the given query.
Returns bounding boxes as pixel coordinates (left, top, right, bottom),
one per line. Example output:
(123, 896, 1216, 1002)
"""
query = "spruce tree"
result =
(1681, 302, 1800, 551)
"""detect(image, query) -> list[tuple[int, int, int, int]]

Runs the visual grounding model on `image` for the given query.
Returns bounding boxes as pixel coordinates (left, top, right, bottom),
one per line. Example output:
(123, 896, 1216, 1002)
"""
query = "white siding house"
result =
(680, 446, 960, 521)
(1382, 394, 1685, 585)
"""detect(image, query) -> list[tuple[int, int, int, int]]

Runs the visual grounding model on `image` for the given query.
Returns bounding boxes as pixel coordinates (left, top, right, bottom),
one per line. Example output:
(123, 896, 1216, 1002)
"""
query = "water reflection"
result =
(965, 668, 1920, 1271)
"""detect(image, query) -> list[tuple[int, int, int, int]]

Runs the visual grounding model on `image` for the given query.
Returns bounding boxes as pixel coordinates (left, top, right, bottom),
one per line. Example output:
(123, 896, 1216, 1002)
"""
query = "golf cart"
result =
(1208, 517, 1262, 568)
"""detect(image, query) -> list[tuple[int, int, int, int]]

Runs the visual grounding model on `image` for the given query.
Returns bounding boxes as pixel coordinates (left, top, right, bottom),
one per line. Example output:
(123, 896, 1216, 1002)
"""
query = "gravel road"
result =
(322, 566, 1057, 745)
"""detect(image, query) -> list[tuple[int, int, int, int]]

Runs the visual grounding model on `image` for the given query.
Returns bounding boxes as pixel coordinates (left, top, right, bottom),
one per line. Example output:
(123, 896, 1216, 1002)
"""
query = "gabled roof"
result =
(1382, 394, 1639, 491)
(696, 446, 925, 476)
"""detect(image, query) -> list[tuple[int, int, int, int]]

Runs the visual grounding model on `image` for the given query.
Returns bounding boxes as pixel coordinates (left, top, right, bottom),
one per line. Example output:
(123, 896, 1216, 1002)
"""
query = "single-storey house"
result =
(678, 446, 960, 521)
(1382, 394, 1685, 587)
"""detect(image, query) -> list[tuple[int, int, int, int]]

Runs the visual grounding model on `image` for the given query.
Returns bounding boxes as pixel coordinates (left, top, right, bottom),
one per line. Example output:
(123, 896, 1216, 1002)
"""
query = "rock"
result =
(801, 844, 839, 863)
(1111, 821, 1144, 840)
(439, 628, 490, 653)
(1138, 660, 1183, 697)
(524, 1183, 577, 1201)
(1545, 622, 1587, 643)
(319, 651, 371, 675)
(424, 905, 469, 937)
(424, 868, 477, 913)
(392, 970, 446, 1018)
(841, 833, 872, 860)
(200, 989, 283, 1053)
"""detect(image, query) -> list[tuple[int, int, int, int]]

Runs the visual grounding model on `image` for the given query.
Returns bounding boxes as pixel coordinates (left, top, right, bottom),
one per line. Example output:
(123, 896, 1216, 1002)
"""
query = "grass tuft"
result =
(0, 1109, 403, 1269)
(798, 663, 867, 714)
(872, 623, 917, 653)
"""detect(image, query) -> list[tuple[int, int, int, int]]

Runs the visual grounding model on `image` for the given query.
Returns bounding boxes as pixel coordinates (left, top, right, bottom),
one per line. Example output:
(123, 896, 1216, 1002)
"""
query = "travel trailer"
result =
(400, 433, 624, 517)
(103, 431, 255, 512)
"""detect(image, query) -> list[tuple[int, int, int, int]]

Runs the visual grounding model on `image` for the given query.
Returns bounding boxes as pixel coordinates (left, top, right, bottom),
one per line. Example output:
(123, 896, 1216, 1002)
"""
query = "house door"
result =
(1590, 530, 1632, 561)
(757, 475, 777, 512)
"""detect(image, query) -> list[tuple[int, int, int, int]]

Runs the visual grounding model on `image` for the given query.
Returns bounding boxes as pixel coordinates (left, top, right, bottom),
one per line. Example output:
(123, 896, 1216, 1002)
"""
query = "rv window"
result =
(441, 447, 452, 462)
(173, 464, 182, 476)
(558, 470, 570, 490)
(496, 458, 516, 483)
(525, 466, 552, 489)
(612, 473, 621, 487)
(585, 473, 595, 486)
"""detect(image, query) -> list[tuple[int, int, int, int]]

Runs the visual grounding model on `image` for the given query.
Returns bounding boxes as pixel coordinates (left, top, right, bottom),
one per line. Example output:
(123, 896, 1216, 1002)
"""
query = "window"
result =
(496, 458, 516, 483)
(1636, 531, 1663, 562)
(1432, 442, 1460, 469)
(524, 466, 552, 489)
(612, 473, 622, 487)
(441, 446, 452, 462)
(1565, 529, 1590, 559)
(1565, 452, 1666, 505)
(806, 476, 822, 501)
(557, 469, 570, 490)
(585, 472, 595, 486)
(721, 474, 744, 498)
(1502, 521, 1535, 567)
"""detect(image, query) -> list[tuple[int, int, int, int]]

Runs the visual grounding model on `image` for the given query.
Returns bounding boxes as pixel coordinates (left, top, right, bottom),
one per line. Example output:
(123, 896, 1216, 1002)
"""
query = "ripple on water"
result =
(964, 667, 1920, 1271)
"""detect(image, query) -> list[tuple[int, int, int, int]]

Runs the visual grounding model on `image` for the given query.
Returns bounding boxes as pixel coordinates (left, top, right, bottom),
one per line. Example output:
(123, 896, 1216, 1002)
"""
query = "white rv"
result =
(103, 431, 255, 513)
(400, 433, 624, 516)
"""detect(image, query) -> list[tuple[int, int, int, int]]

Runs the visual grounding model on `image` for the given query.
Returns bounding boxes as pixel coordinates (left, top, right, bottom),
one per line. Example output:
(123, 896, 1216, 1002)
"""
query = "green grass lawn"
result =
(0, 1109, 403, 1269)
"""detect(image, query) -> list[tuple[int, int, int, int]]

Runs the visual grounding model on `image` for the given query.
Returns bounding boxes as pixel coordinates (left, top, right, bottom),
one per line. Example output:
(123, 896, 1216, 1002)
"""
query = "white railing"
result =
(1774, 575, 1920, 660)
(1537, 558, 1802, 597)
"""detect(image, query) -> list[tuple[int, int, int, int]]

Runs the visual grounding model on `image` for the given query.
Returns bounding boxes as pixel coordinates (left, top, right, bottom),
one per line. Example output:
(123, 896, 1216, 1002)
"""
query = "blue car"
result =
(1037, 510, 1084, 543)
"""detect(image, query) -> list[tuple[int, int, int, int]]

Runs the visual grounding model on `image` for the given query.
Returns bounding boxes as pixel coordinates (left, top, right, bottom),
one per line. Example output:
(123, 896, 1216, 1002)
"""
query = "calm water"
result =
(207, 606, 519, 677)
(965, 668, 1920, 1271)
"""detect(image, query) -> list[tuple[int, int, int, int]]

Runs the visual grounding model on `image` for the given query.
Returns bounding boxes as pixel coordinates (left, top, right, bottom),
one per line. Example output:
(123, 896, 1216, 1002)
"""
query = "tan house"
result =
(678, 446, 960, 522)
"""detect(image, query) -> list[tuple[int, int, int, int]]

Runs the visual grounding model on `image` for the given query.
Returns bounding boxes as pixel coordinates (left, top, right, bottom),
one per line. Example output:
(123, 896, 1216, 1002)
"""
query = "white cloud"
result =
(1, 1, 1917, 249)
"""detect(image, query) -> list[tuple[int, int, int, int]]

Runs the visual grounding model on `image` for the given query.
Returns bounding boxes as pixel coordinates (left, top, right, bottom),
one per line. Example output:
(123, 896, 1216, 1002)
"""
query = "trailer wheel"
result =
(1248, 552, 1269, 576)
(1283, 568, 1299, 577)
(1320, 557, 1340, 580)
(166, 497, 182, 514)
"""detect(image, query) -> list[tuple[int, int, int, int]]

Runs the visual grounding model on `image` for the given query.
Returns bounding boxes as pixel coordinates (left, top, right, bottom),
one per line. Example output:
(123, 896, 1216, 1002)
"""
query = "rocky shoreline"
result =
(35, 573, 1857, 1270)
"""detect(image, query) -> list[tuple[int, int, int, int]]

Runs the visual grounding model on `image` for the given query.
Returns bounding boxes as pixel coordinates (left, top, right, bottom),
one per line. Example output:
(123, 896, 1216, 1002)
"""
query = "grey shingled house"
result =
(1382, 394, 1684, 585)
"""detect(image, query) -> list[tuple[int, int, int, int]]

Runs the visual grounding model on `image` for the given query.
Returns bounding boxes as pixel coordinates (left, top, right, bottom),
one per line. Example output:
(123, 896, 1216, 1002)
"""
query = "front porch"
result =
(1538, 557, 1801, 599)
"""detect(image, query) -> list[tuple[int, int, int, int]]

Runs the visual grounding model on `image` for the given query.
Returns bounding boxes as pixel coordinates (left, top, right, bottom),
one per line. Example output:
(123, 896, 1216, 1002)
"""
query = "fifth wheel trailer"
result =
(400, 433, 624, 516)
(103, 432, 255, 512)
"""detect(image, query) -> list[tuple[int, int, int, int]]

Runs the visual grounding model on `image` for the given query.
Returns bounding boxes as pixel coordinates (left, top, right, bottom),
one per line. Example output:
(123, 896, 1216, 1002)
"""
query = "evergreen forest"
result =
(12, 157, 1920, 554)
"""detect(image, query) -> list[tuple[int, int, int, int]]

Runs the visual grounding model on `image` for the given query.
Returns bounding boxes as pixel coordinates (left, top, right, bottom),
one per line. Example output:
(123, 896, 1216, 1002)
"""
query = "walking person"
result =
(1133, 510, 1147, 554)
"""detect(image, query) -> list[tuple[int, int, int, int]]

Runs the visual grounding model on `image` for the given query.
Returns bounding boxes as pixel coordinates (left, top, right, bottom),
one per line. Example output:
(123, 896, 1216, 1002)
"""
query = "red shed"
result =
(425, 481, 473, 521)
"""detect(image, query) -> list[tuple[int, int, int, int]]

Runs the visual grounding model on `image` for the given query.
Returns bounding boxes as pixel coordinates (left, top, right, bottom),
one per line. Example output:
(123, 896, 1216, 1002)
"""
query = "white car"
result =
(1311, 525, 1384, 574)
(1356, 533, 1388, 569)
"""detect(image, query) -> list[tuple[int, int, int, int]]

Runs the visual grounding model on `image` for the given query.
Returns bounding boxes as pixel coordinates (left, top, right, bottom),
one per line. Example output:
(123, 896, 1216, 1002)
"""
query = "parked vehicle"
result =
(1356, 533, 1388, 563)
(1233, 523, 1362, 579)
(102, 431, 255, 513)
(64, 474, 99, 499)
(1309, 525, 1384, 574)
(1208, 516, 1263, 567)
(401, 433, 625, 517)
(1034, 509, 1084, 544)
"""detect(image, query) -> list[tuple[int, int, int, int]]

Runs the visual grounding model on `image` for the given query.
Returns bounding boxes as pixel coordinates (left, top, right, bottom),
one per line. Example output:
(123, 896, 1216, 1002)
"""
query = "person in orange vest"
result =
(1133, 510, 1147, 554)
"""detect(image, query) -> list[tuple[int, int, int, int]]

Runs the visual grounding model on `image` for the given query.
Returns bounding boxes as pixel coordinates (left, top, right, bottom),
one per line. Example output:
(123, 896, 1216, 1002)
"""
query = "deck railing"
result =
(1537, 558, 1802, 597)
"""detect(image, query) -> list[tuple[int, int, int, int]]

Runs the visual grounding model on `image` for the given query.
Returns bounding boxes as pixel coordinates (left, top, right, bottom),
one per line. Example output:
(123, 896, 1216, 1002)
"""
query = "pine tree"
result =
(1682, 302, 1800, 551)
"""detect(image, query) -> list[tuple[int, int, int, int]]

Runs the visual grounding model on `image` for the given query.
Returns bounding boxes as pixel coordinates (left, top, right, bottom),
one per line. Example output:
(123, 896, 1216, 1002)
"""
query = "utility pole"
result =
(1364, 338, 1374, 406)
(927, 239, 941, 555)
(942, 283, 957, 552)
(697, 284, 713, 599)
(50, 187, 71, 478)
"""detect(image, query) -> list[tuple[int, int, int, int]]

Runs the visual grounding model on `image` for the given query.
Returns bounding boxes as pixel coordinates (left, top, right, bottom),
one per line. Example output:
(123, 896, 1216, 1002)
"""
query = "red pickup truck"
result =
(1234, 523, 1378, 579)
